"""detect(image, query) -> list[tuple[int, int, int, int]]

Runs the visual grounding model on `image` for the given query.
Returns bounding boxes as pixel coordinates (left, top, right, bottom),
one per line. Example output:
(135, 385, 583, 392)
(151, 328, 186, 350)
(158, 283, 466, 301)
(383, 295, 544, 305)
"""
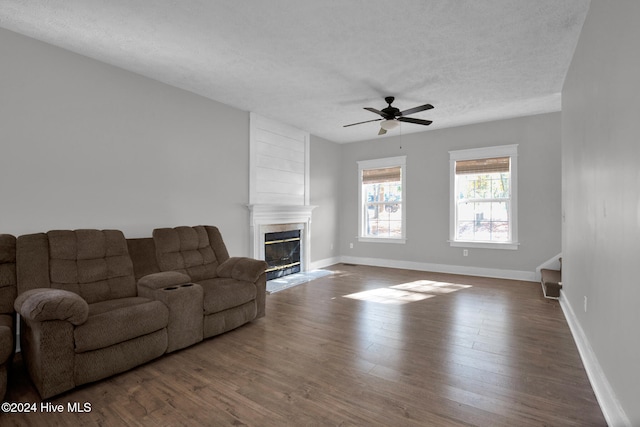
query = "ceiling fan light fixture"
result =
(380, 119, 399, 130)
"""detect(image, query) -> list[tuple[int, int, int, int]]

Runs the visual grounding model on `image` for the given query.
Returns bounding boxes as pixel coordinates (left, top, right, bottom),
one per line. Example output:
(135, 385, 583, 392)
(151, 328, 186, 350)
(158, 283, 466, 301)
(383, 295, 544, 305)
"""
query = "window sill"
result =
(358, 237, 406, 244)
(449, 240, 519, 250)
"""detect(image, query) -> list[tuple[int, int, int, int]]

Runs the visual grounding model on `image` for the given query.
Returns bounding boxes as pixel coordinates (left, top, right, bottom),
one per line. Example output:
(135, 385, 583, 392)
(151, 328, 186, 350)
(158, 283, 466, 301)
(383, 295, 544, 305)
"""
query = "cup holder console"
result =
(164, 283, 194, 291)
(157, 282, 203, 352)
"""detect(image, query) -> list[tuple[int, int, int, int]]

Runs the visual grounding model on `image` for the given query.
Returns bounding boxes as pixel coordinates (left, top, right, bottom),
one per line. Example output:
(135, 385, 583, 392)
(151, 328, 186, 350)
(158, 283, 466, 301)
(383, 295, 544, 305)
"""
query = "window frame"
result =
(449, 145, 519, 250)
(357, 156, 407, 244)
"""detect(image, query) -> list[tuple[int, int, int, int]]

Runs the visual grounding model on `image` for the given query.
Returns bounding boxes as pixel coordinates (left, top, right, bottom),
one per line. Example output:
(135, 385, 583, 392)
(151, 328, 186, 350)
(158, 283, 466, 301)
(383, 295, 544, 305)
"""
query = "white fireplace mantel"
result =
(248, 204, 317, 226)
(247, 204, 317, 273)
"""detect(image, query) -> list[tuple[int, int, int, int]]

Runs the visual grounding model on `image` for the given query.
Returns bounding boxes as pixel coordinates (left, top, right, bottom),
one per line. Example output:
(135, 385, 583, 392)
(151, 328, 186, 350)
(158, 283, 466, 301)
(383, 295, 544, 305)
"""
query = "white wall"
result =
(339, 113, 562, 279)
(562, 1, 640, 424)
(0, 27, 252, 254)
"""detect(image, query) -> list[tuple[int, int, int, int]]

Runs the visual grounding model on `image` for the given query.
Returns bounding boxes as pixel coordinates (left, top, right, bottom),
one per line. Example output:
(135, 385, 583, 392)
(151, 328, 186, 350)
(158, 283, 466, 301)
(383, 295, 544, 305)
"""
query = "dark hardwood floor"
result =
(2, 264, 606, 426)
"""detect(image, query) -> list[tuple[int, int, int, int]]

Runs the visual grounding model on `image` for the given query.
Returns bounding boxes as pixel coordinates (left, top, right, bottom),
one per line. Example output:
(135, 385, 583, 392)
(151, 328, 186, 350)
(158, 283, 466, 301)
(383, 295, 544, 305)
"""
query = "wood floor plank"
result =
(1, 264, 606, 426)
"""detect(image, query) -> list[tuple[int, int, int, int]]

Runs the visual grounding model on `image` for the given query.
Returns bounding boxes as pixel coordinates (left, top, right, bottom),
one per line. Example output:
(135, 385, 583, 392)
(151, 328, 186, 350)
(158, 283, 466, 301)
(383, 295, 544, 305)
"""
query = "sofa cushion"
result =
(0, 235, 16, 264)
(153, 226, 230, 282)
(0, 314, 13, 330)
(48, 230, 137, 304)
(0, 314, 13, 361)
(0, 269, 16, 315)
(200, 278, 256, 315)
(126, 238, 160, 280)
(0, 234, 17, 315)
(154, 226, 218, 281)
(74, 297, 168, 353)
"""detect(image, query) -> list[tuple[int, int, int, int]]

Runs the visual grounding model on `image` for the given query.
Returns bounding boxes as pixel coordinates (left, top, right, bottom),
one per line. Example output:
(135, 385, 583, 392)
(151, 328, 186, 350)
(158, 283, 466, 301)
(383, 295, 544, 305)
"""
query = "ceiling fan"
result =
(344, 96, 434, 135)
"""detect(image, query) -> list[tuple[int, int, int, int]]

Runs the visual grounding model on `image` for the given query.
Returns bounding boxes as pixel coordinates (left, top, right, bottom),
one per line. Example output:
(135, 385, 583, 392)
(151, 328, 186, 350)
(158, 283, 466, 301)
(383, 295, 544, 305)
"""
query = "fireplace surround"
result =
(248, 204, 316, 279)
(248, 114, 314, 279)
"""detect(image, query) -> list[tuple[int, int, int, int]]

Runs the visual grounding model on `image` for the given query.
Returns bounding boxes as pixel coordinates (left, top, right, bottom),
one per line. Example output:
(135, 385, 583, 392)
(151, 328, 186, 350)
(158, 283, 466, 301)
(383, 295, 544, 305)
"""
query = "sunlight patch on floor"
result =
(343, 288, 435, 304)
(343, 280, 472, 304)
(391, 280, 472, 294)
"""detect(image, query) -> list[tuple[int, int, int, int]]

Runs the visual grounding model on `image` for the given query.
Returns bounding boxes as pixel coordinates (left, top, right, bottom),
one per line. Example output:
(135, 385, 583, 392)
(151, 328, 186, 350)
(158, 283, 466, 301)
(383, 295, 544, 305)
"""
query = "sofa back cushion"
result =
(153, 226, 229, 282)
(46, 230, 136, 304)
(0, 234, 17, 315)
(126, 237, 160, 281)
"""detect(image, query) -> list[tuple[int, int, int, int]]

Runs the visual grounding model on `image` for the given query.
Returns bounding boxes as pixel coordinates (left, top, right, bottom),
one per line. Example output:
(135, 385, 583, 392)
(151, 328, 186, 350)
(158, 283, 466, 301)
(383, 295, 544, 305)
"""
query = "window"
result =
(449, 145, 518, 250)
(358, 156, 406, 243)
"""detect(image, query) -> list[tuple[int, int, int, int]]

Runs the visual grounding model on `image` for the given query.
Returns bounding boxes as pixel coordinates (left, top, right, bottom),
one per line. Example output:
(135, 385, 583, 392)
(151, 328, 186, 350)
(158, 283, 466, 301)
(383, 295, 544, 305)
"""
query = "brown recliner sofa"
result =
(14, 226, 266, 399)
(0, 234, 17, 401)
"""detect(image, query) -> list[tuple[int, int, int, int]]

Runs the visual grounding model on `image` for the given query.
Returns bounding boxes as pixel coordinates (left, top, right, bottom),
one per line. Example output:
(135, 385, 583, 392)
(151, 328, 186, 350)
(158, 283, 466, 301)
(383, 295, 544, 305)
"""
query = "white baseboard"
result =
(559, 290, 630, 427)
(309, 257, 341, 271)
(337, 256, 537, 282)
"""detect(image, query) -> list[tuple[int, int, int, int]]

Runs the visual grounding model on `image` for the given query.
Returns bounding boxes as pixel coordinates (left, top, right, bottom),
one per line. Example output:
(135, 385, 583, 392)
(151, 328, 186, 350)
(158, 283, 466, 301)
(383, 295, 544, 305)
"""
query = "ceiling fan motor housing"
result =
(383, 97, 400, 118)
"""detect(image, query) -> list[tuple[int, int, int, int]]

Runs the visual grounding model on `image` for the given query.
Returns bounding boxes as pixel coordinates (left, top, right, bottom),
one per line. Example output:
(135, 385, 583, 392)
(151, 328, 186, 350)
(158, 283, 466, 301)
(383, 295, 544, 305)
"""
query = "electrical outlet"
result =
(584, 296, 588, 312)
(350, 243, 354, 249)
(330, 243, 334, 251)
(463, 249, 468, 257)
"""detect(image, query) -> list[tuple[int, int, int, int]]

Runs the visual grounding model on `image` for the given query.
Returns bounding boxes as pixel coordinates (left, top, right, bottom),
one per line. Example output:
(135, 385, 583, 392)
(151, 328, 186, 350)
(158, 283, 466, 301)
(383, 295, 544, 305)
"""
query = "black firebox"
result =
(264, 230, 301, 281)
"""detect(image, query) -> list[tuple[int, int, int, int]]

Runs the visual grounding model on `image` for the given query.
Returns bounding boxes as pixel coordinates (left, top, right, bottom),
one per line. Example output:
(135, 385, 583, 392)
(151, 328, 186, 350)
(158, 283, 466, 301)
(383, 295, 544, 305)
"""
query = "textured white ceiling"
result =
(0, 1, 590, 143)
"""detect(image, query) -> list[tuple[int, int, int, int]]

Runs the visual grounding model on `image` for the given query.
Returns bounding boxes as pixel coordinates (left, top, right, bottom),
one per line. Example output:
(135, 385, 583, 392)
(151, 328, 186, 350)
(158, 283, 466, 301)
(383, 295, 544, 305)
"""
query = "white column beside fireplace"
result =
(248, 204, 317, 275)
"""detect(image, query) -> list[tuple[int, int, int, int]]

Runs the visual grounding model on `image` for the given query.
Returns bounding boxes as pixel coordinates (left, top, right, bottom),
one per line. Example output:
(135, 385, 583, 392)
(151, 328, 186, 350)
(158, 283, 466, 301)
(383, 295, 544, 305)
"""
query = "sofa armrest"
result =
(217, 257, 268, 283)
(138, 271, 191, 291)
(14, 288, 88, 326)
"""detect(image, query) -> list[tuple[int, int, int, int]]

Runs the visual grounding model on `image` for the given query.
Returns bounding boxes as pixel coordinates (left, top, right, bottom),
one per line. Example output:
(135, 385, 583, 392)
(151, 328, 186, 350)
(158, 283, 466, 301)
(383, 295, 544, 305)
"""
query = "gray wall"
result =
(0, 25, 561, 279)
(5, 4, 639, 422)
(340, 113, 562, 277)
(562, 0, 640, 423)
(0, 27, 251, 254)
(0, 27, 343, 260)
(309, 135, 341, 264)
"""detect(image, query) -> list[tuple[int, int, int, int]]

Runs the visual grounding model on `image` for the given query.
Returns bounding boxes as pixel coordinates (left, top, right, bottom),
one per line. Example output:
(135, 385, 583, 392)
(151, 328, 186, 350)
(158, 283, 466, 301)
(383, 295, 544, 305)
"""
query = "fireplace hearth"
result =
(264, 230, 301, 280)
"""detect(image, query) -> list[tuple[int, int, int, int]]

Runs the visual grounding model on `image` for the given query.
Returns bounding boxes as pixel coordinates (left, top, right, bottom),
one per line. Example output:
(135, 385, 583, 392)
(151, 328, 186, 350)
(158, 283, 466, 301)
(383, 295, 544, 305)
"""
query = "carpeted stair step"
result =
(541, 268, 562, 299)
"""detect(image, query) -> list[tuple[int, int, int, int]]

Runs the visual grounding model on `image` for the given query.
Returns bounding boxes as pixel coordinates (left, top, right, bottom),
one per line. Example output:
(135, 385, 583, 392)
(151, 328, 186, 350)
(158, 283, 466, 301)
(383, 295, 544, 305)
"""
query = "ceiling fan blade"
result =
(399, 103, 434, 117)
(364, 107, 389, 118)
(397, 117, 433, 126)
(378, 127, 387, 135)
(343, 118, 383, 128)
